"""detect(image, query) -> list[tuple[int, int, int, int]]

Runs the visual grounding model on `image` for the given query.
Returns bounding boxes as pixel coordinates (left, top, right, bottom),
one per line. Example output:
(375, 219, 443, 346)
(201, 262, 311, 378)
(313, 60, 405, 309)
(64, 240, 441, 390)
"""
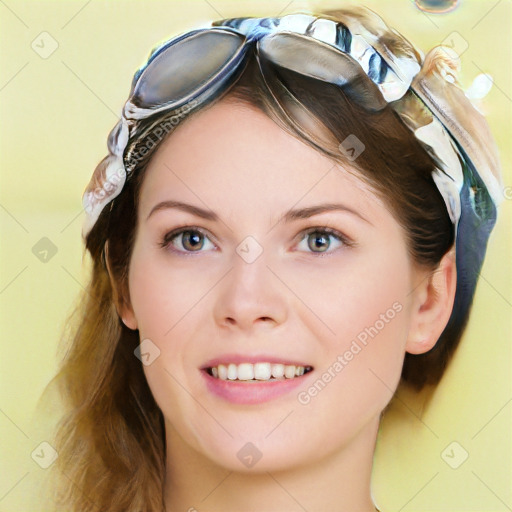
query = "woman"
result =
(48, 4, 503, 511)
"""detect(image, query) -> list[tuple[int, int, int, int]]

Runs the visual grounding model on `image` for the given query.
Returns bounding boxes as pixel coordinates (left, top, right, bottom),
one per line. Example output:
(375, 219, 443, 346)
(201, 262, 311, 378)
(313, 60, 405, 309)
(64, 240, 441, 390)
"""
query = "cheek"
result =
(292, 242, 413, 404)
(290, 254, 413, 450)
(336, 250, 411, 359)
(127, 247, 211, 431)
(128, 250, 207, 381)
(127, 243, 207, 338)
(128, 260, 205, 449)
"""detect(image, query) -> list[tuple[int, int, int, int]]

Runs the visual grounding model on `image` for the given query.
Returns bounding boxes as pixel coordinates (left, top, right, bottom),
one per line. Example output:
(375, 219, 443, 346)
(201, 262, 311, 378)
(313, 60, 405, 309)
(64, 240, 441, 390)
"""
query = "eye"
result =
(159, 227, 216, 254)
(296, 227, 350, 255)
(159, 226, 352, 256)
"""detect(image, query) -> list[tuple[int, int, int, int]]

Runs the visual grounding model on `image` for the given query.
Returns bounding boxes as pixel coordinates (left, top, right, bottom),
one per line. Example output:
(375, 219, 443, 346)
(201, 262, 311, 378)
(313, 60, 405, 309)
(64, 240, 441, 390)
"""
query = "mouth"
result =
(200, 356, 315, 404)
(204, 362, 314, 381)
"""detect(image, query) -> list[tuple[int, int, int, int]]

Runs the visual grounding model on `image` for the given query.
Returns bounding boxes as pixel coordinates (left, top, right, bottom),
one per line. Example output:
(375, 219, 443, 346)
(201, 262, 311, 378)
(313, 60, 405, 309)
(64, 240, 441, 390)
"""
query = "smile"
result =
(206, 362, 313, 381)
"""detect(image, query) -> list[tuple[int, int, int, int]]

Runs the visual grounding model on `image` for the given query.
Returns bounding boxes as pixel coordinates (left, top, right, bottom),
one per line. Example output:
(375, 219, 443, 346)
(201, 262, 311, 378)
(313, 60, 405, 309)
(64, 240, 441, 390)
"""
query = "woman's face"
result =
(123, 97, 428, 472)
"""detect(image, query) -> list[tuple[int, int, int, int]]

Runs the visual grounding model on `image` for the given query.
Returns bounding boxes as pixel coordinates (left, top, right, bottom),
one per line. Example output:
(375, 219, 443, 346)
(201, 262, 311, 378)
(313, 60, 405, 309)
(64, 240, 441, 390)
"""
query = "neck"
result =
(163, 416, 380, 512)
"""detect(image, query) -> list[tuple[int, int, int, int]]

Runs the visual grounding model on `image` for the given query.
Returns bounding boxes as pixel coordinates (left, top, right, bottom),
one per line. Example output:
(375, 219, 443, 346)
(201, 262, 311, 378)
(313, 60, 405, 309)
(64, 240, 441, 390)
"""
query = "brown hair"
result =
(47, 18, 462, 512)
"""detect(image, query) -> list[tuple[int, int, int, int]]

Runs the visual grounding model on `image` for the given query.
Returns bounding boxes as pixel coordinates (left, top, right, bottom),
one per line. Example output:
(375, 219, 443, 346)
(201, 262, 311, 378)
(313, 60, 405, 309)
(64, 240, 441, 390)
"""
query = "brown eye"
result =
(307, 232, 330, 252)
(296, 227, 350, 255)
(181, 230, 205, 251)
(160, 227, 216, 254)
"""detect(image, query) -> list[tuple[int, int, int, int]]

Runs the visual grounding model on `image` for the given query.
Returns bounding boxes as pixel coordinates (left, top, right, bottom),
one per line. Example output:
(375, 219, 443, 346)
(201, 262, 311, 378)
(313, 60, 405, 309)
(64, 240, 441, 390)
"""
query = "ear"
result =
(104, 241, 138, 330)
(406, 247, 457, 355)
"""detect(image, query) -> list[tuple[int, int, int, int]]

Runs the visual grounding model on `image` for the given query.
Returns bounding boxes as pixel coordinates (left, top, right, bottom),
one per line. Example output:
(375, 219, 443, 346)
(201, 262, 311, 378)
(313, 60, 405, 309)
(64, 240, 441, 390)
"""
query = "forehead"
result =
(137, 97, 384, 220)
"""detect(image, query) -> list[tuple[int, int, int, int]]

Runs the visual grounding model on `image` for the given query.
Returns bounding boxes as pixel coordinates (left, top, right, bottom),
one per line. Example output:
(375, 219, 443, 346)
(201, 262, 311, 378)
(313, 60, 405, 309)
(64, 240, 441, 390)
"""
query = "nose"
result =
(212, 248, 288, 333)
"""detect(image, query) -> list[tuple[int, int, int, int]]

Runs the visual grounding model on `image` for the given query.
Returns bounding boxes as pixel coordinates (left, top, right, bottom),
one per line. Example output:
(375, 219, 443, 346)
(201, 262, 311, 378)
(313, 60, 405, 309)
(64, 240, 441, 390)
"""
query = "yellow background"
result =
(0, 0, 510, 510)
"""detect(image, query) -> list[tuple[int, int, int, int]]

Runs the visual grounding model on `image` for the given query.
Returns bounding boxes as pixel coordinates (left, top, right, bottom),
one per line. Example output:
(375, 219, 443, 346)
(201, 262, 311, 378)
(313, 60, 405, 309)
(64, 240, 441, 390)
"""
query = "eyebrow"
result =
(146, 200, 371, 225)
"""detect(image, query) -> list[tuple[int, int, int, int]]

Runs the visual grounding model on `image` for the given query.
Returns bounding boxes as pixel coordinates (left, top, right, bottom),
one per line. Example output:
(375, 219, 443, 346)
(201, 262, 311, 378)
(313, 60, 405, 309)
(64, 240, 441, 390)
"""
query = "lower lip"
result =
(200, 370, 313, 405)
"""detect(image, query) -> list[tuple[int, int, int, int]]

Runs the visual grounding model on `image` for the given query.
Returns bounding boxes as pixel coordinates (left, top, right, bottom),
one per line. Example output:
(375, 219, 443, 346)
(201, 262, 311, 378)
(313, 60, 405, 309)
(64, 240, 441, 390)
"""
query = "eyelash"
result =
(159, 225, 354, 257)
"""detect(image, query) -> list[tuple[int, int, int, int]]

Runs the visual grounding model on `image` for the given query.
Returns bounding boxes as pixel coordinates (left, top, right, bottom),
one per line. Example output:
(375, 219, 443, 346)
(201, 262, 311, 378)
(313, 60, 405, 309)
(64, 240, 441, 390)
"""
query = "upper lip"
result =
(201, 354, 313, 370)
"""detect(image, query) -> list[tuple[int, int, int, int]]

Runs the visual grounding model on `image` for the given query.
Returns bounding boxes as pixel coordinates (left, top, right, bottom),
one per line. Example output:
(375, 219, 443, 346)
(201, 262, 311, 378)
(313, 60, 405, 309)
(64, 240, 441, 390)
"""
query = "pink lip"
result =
(199, 368, 314, 405)
(200, 353, 312, 369)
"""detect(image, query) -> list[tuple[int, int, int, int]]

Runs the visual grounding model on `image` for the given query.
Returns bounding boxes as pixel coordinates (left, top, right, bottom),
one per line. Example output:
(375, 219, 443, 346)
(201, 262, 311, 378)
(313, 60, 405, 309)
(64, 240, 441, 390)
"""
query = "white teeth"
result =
(237, 363, 254, 380)
(218, 364, 228, 380)
(284, 365, 296, 379)
(227, 363, 237, 380)
(271, 364, 284, 379)
(208, 362, 310, 381)
(254, 362, 271, 380)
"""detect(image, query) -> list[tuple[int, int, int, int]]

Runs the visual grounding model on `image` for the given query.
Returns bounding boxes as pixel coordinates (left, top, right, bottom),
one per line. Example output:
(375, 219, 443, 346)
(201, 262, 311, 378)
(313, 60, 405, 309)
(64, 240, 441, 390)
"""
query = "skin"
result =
(111, 96, 456, 512)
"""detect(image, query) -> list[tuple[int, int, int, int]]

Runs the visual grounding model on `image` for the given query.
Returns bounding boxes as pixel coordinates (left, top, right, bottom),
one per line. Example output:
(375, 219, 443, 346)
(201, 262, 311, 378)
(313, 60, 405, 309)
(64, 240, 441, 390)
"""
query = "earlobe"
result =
(406, 247, 457, 355)
(120, 312, 138, 331)
(104, 241, 138, 330)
